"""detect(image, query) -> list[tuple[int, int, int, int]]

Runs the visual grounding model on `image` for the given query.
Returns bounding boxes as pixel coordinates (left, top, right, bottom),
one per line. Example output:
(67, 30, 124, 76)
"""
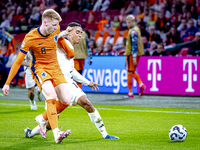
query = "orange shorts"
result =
(74, 59, 85, 71)
(126, 55, 140, 72)
(31, 67, 67, 90)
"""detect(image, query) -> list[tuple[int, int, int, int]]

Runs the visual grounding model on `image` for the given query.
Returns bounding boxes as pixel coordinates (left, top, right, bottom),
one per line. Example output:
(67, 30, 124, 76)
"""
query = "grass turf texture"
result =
(0, 100, 200, 150)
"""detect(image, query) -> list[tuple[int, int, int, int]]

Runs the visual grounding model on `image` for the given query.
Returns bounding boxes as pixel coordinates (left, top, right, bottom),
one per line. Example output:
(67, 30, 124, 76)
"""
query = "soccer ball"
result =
(169, 125, 187, 142)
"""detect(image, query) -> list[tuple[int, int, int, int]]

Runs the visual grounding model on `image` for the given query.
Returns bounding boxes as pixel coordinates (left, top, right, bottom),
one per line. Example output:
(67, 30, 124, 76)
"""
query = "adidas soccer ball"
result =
(169, 125, 187, 142)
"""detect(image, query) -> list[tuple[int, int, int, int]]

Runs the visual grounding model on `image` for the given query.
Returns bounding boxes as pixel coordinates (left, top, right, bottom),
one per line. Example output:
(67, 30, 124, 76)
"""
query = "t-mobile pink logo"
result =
(147, 59, 161, 91)
(183, 59, 197, 92)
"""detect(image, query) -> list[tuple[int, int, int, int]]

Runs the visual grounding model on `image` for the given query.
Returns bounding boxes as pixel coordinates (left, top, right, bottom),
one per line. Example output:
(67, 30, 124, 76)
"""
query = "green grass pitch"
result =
(0, 100, 200, 150)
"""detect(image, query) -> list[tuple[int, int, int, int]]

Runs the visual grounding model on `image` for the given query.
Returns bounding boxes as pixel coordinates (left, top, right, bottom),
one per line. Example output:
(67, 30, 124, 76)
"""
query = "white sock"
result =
(128, 92, 133, 95)
(29, 100, 35, 104)
(88, 109, 108, 138)
(29, 125, 40, 137)
(139, 83, 143, 87)
(53, 128, 59, 139)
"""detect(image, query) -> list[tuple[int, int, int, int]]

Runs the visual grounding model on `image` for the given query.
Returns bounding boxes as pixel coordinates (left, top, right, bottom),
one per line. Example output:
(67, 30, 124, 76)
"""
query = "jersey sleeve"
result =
(72, 68, 90, 86)
(58, 37, 75, 58)
(5, 52, 26, 85)
(130, 30, 138, 60)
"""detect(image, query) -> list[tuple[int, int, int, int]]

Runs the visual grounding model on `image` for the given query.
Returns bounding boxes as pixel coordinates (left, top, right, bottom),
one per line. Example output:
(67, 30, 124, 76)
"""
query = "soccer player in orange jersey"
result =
(2, 9, 74, 143)
(123, 15, 146, 98)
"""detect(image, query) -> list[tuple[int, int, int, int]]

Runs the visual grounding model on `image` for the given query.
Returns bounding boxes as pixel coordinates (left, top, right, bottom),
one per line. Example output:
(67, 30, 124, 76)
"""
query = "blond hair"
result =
(42, 9, 62, 22)
(126, 15, 135, 21)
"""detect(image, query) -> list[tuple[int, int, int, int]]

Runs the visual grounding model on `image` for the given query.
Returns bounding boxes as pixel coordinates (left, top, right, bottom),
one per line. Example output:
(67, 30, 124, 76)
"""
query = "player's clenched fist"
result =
(2, 84, 10, 95)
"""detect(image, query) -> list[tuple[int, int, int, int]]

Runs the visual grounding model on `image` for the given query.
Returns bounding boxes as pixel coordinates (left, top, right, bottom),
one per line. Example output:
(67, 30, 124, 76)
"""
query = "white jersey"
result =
(57, 39, 90, 85)
(24, 51, 31, 75)
(57, 38, 90, 106)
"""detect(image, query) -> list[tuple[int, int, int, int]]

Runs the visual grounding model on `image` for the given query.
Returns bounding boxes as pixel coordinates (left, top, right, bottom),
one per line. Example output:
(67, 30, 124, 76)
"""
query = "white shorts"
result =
(67, 80, 86, 106)
(25, 72, 35, 89)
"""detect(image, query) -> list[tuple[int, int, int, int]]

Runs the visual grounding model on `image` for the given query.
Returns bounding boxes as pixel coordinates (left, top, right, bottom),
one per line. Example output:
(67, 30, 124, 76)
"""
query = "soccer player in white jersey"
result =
(22, 51, 43, 110)
(24, 21, 119, 139)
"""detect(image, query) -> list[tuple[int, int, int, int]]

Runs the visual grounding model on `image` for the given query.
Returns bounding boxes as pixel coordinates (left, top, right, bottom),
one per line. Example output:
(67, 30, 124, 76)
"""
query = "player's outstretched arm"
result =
(2, 52, 26, 95)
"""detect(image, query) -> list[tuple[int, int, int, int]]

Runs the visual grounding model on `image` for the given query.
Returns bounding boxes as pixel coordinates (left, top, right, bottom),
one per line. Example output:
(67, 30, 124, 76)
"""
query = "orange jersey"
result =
(21, 25, 60, 69)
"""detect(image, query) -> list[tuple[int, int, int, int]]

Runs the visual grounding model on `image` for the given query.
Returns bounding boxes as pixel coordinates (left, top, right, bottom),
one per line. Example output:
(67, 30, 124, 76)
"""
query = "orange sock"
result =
(127, 74, 133, 93)
(56, 100, 69, 114)
(42, 100, 68, 120)
(46, 99, 58, 130)
(132, 73, 142, 85)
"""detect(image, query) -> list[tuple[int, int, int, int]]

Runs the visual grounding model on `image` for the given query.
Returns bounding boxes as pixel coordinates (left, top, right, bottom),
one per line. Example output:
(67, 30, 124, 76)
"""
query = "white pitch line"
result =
(0, 102, 200, 115)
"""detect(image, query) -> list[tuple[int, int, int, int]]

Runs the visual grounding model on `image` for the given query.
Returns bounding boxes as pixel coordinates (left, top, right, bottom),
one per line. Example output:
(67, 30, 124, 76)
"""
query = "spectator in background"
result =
(182, 5, 187, 19)
(175, 0, 184, 14)
(125, 1, 138, 16)
(148, 25, 162, 43)
(188, 32, 200, 56)
(157, 43, 168, 56)
(104, 15, 112, 31)
(153, 0, 164, 12)
(190, 5, 198, 20)
(166, 25, 182, 45)
(186, 11, 197, 26)
(60, 1, 68, 13)
(149, 7, 157, 22)
(95, 44, 104, 56)
(93, 0, 110, 11)
(105, 42, 115, 56)
(0, 13, 10, 29)
(23, 7, 32, 25)
(160, 6, 171, 20)
(184, 0, 191, 12)
(120, 15, 127, 31)
(136, 7, 145, 22)
(142, 36, 151, 50)
(85, 11, 98, 31)
(170, 6, 179, 23)
(177, 17, 188, 33)
(145, 41, 159, 56)
(89, 39, 97, 55)
(156, 12, 171, 33)
(29, 7, 40, 25)
(138, 22, 149, 40)
(197, 19, 200, 28)
(163, 0, 171, 12)
(97, 11, 108, 31)
(182, 19, 199, 41)
(143, 7, 149, 23)
(112, 16, 120, 31)
(119, 7, 125, 22)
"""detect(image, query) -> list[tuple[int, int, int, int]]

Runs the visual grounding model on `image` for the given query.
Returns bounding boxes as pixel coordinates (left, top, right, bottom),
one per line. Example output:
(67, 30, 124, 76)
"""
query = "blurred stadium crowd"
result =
(1, 0, 200, 87)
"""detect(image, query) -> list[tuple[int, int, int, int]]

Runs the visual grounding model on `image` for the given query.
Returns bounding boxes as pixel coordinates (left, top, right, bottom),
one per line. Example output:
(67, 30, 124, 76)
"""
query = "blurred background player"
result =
(22, 51, 43, 110)
(124, 15, 146, 98)
(73, 28, 92, 88)
(25, 21, 119, 139)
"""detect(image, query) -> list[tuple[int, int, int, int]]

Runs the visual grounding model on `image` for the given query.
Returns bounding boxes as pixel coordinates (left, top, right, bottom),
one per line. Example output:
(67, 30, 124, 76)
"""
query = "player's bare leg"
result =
(36, 80, 70, 143)
(54, 83, 71, 105)
(27, 86, 37, 110)
(77, 95, 119, 139)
